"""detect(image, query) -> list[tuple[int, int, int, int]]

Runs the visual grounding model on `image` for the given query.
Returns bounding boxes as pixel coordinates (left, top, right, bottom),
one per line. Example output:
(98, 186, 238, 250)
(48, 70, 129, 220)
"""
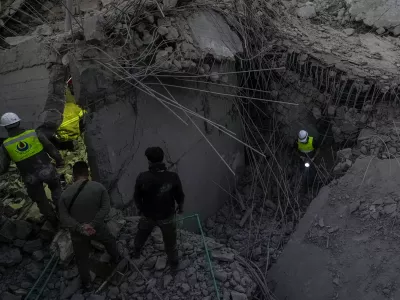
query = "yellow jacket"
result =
(56, 88, 86, 142)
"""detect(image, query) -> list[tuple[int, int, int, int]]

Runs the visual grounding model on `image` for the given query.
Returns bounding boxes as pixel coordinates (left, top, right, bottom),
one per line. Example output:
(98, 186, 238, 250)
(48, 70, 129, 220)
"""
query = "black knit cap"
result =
(145, 147, 164, 163)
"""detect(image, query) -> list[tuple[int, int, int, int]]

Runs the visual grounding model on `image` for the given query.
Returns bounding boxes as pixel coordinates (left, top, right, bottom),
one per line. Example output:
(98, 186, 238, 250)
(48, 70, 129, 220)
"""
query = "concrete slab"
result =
(269, 158, 400, 300)
(346, 0, 400, 31)
(188, 10, 243, 60)
(83, 62, 243, 225)
(0, 39, 65, 138)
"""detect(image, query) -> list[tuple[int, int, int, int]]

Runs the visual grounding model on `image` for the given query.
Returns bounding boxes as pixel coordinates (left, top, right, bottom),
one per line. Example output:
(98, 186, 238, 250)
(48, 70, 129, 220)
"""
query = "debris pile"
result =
(355, 126, 400, 159)
(269, 156, 400, 299)
(103, 217, 257, 300)
(0, 214, 257, 300)
(203, 166, 291, 271)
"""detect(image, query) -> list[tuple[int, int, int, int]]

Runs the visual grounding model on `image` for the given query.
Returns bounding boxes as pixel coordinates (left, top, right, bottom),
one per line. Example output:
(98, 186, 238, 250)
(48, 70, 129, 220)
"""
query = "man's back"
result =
(135, 170, 184, 220)
(61, 180, 108, 224)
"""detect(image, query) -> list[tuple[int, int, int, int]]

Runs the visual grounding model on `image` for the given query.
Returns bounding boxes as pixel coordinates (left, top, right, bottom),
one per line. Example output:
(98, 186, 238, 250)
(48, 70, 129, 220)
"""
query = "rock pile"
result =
(355, 127, 400, 159)
(97, 216, 256, 300)
(202, 166, 289, 272)
(76, 0, 239, 81)
(0, 214, 257, 300)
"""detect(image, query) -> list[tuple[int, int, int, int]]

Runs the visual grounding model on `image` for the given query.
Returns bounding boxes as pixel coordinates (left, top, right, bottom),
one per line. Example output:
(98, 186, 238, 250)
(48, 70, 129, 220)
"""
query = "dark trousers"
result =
(25, 174, 62, 225)
(134, 215, 178, 265)
(71, 225, 119, 285)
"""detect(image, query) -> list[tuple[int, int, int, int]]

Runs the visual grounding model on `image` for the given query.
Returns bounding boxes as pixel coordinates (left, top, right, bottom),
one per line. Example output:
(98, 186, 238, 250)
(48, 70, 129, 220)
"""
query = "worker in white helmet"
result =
(0, 112, 65, 226)
(297, 130, 320, 161)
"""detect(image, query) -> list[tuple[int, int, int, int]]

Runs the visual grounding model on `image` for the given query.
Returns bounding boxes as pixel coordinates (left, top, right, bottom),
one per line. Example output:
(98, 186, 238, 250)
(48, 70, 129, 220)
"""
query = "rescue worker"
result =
(297, 130, 320, 160)
(52, 77, 86, 150)
(59, 161, 120, 290)
(132, 147, 185, 269)
(0, 112, 64, 225)
(297, 130, 320, 192)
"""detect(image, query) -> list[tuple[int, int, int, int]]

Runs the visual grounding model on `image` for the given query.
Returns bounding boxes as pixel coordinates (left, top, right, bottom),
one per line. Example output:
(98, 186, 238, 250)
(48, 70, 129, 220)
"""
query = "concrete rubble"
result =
(1, 0, 400, 299)
(0, 213, 257, 300)
(269, 156, 400, 299)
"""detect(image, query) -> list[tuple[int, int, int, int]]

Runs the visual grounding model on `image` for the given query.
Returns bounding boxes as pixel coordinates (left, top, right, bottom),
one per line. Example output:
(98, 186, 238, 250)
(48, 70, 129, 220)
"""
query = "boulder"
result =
(312, 107, 322, 120)
(87, 295, 106, 300)
(376, 27, 385, 35)
(33, 24, 53, 36)
(343, 28, 355, 36)
(32, 250, 45, 262)
(0, 247, 22, 267)
(107, 219, 126, 238)
(71, 294, 84, 300)
(297, 3, 316, 19)
(61, 277, 81, 299)
(155, 256, 167, 270)
(163, 0, 178, 8)
(51, 230, 74, 264)
(214, 270, 228, 282)
(392, 25, 400, 36)
(14, 220, 33, 240)
(157, 26, 169, 36)
(23, 239, 42, 254)
(166, 26, 179, 40)
(0, 219, 16, 242)
(231, 291, 248, 300)
(211, 251, 235, 262)
(337, 148, 352, 160)
(26, 263, 42, 280)
(107, 287, 119, 299)
(83, 12, 106, 43)
(0, 292, 21, 300)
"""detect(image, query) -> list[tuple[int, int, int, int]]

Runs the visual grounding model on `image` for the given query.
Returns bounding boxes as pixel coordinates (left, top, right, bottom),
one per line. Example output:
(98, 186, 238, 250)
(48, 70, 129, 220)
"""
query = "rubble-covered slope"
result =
(0, 214, 256, 300)
(268, 157, 400, 300)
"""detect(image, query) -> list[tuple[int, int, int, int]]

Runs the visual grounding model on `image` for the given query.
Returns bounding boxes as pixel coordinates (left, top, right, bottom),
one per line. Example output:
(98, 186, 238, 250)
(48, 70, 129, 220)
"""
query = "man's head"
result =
(73, 161, 90, 181)
(0, 112, 21, 130)
(298, 130, 308, 143)
(145, 147, 164, 163)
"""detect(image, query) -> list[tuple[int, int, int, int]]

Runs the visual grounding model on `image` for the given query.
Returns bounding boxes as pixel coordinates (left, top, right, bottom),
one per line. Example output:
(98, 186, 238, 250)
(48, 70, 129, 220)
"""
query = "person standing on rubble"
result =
(132, 146, 185, 270)
(0, 112, 64, 226)
(59, 161, 120, 289)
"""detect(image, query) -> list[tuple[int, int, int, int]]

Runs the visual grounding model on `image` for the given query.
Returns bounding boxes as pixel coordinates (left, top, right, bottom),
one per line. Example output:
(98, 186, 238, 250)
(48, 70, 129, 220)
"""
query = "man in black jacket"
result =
(132, 147, 185, 268)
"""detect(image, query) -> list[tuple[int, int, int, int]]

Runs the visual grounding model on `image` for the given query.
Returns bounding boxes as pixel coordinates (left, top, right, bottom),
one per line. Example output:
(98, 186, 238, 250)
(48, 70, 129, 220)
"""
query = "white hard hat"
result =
(0, 112, 21, 127)
(298, 130, 308, 143)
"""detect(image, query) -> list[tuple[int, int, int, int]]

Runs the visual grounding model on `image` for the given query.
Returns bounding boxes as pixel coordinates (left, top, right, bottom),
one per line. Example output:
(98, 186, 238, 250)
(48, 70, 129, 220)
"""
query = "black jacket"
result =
(134, 163, 184, 220)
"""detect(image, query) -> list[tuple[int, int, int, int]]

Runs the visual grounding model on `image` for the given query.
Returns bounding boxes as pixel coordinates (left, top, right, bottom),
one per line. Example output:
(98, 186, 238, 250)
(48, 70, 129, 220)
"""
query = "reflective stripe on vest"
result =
(3, 130, 44, 162)
(298, 136, 314, 153)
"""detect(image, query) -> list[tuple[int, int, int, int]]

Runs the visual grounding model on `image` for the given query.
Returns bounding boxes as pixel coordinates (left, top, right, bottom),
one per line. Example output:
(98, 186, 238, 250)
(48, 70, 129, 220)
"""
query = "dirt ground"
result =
(268, 156, 400, 300)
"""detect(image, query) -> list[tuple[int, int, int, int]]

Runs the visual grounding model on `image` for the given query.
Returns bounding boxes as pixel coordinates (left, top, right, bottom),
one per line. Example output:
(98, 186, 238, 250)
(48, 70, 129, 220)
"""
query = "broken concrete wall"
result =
(84, 63, 243, 222)
(0, 38, 66, 138)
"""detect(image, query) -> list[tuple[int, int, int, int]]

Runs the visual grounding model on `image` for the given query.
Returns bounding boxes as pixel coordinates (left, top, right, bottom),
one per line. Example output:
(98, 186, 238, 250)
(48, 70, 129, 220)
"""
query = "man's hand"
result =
(78, 224, 96, 236)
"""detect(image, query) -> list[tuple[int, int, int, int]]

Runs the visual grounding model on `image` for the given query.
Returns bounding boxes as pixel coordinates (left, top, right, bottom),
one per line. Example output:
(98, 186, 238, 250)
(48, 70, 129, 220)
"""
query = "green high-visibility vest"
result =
(298, 136, 315, 153)
(3, 130, 44, 162)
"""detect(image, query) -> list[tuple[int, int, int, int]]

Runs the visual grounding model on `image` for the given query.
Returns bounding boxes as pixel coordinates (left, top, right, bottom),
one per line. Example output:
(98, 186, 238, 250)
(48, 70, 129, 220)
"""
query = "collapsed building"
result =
(1, 0, 400, 299)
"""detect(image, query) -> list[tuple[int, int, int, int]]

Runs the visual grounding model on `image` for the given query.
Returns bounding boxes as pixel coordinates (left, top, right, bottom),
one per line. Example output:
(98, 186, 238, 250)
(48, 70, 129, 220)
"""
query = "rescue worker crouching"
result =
(0, 112, 64, 226)
(297, 130, 320, 161)
(132, 147, 185, 270)
(297, 130, 321, 192)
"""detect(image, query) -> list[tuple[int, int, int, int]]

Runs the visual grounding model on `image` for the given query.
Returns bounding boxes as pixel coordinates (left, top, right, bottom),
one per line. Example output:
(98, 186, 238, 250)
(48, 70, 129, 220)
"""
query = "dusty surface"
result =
(269, 156, 400, 300)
